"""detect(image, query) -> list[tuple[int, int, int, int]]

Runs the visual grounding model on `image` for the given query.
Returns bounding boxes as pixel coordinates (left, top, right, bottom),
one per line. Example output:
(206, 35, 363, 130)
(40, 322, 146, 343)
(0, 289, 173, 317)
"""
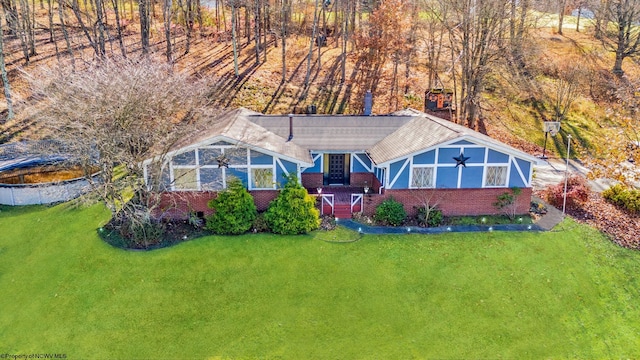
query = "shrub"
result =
(416, 207, 443, 227)
(375, 197, 406, 226)
(265, 174, 320, 235)
(493, 187, 523, 219)
(603, 184, 640, 214)
(542, 176, 590, 211)
(205, 177, 257, 235)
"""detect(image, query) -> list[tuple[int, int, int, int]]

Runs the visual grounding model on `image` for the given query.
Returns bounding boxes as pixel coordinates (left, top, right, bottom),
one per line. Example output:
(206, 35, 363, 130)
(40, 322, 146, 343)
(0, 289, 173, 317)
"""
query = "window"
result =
(485, 166, 508, 187)
(252, 168, 273, 189)
(173, 168, 197, 190)
(411, 167, 434, 188)
(200, 168, 224, 190)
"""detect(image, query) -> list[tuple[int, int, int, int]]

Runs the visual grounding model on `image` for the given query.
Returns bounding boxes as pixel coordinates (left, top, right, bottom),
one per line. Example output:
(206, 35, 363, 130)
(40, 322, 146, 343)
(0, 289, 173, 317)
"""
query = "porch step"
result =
(333, 204, 352, 219)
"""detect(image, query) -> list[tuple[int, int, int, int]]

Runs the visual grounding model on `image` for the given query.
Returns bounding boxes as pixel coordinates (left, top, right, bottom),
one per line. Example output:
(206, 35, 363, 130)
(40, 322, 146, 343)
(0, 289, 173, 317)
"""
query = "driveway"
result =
(532, 158, 613, 192)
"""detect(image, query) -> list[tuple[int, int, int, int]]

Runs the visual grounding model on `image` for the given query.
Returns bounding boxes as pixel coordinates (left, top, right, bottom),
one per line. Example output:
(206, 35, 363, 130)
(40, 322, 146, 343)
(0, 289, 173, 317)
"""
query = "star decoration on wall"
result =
(216, 154, 230, 168)
(453, 153, 470, 168)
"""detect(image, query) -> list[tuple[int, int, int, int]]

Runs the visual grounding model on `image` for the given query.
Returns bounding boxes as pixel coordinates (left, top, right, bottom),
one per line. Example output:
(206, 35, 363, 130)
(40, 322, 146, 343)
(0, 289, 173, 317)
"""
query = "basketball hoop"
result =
(540, 121, 561, 159)
(544, 121, 561, 135)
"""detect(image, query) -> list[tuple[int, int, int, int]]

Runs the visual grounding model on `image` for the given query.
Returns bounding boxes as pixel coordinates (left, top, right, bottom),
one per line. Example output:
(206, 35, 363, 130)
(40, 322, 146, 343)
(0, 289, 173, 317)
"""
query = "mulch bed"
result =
(553, 192, 640, 249)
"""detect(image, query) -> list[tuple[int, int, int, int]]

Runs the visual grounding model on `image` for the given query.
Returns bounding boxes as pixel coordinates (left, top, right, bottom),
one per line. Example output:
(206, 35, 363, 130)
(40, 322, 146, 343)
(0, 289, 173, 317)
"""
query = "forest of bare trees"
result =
(1, 0, 640, 128)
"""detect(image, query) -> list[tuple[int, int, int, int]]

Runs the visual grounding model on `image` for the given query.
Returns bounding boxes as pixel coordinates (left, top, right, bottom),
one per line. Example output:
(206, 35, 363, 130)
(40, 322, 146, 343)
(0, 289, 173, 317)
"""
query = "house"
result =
(144, 108, 541, 220)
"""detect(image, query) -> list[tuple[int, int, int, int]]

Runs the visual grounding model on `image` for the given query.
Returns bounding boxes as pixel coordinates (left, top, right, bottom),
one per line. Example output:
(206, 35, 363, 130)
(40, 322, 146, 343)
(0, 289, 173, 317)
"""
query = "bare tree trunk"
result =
(0, 18, 14, 121)
(95, 0, 107, 57)
(281, 0, 287, 83)
(139, 0, 150, 54)
(71, 0, 100, 56)
(232, 2, 239, 76)
(58, 0, 75, 68)
(254, 0, 260, 64)
(557, 0, 566, 34)
(303, 0, 320, 91)
(1, 0, 19, 35)
(162, 0, 171, 62)
(47, 0, 54, 42)
(111, 0, 127, 57)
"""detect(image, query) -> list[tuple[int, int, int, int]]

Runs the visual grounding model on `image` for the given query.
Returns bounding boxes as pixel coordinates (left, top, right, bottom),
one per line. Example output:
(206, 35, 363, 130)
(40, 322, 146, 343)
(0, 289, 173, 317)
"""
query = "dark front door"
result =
(329, 154, 345, 184)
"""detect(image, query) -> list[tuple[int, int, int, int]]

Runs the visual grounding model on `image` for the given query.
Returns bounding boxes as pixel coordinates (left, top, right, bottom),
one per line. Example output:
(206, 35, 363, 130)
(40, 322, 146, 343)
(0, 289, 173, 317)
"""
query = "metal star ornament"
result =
(453, 153, 470, 168)
(216, 154, 230, 168)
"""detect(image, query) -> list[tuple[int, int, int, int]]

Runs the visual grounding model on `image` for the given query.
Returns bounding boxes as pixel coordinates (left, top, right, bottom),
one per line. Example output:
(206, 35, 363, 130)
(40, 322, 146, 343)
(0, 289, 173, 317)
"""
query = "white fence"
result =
(0, 176, 95, 205)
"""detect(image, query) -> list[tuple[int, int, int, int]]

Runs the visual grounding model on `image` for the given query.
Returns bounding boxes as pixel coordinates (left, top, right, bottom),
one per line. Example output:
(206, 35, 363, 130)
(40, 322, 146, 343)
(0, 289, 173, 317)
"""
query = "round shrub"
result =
(375, 197, 407, 226)
(542, 176, 590, 211)
(206, 177, 257, 235)
(265, 174, 320, 235)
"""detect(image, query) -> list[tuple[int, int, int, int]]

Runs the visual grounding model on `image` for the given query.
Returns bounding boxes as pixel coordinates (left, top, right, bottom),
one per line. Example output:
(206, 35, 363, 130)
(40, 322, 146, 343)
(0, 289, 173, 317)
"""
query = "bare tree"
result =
(28, 59, 213, 239)
(0, 16, 14, 121)
(601, 0, 640, 75)
(440, 0, 509, 128)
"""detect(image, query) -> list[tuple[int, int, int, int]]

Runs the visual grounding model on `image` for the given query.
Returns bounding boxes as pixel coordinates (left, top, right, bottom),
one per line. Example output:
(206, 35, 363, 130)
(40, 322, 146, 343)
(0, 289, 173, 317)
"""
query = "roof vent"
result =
(364, 90, 372, 116)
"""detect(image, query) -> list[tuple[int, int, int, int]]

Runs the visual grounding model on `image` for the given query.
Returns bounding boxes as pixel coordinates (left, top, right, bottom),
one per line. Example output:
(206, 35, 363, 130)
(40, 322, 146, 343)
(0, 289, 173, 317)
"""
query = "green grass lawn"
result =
(2, 204, 640, 359)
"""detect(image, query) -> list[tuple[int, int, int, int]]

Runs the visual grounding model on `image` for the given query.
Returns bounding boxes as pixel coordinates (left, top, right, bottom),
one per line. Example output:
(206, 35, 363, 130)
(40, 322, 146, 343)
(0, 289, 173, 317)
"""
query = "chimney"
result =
(364, 90, 372, 116)
(287, 114, 294, 142)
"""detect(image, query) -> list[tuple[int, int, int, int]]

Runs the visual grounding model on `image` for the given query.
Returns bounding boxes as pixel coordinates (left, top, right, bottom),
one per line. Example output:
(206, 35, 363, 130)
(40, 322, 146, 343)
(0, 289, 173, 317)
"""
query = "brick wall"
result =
(350, 172, 375, 188)
(302, 173, 323, 188)
(156, 190, 279, 220)
(361, 187, 532, 217)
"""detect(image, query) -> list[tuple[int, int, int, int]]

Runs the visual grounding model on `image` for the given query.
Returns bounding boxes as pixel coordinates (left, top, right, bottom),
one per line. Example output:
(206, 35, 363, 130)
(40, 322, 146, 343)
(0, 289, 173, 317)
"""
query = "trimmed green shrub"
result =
(416, 206, 443, 227)
(206, 177, 257, 235)
(265, 174, 320, 235)
(603, 184, 640, 214)
(375, 197, 406, 226)
(493, 187, 523, 219)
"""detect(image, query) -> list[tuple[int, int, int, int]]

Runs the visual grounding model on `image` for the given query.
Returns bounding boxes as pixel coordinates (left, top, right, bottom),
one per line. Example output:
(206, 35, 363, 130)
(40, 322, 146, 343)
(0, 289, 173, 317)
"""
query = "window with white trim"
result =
(485, 166, 508, 187)
(411, 167, 435, 188)
(251, 168, 274, 189)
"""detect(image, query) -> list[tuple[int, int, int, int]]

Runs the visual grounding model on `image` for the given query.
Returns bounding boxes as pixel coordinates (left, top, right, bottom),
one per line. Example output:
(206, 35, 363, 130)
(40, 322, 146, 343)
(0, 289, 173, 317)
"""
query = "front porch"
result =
(307, 186, 369, 219)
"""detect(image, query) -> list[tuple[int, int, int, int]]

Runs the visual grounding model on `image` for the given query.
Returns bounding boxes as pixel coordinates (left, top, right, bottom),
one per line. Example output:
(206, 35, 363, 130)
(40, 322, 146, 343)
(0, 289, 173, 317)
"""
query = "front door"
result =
(329, 154, 345, 184)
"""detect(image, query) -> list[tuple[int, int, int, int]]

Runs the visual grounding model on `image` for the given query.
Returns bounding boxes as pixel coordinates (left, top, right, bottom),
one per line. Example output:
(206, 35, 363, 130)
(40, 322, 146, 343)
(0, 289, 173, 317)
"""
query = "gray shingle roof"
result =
(248, 115, 413, 151)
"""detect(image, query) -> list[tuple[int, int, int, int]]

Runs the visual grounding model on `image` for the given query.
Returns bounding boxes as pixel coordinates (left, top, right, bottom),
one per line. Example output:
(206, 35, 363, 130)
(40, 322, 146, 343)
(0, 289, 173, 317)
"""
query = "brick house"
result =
(144, 108, 541, 220)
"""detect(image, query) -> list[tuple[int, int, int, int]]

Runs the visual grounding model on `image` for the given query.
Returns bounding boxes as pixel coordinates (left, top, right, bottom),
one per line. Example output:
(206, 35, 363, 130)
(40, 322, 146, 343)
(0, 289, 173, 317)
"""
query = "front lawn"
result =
(1, 204, 640, 358)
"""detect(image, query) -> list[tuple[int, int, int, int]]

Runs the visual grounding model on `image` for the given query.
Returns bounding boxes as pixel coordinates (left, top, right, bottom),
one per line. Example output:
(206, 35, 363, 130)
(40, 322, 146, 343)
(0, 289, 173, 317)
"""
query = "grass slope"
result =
(1, 204, 640, 358)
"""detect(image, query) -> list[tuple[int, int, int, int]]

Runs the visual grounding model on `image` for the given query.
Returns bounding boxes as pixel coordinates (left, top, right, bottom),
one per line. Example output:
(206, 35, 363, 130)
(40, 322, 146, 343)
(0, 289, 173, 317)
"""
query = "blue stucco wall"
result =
(488, 149, 509, 163)
(249, 150, 273, 165)
(389, 160, 409, 189)
(303, 153, 322, 173)
(413, 150, 436, 165)
(515, 158, 531, 182)
(352, 153, 372, 172)
(436, 167, 459, 188)
(461, 167, 484, 188)
(438, 148, 460, 164)
(509, 161, 526, 188)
